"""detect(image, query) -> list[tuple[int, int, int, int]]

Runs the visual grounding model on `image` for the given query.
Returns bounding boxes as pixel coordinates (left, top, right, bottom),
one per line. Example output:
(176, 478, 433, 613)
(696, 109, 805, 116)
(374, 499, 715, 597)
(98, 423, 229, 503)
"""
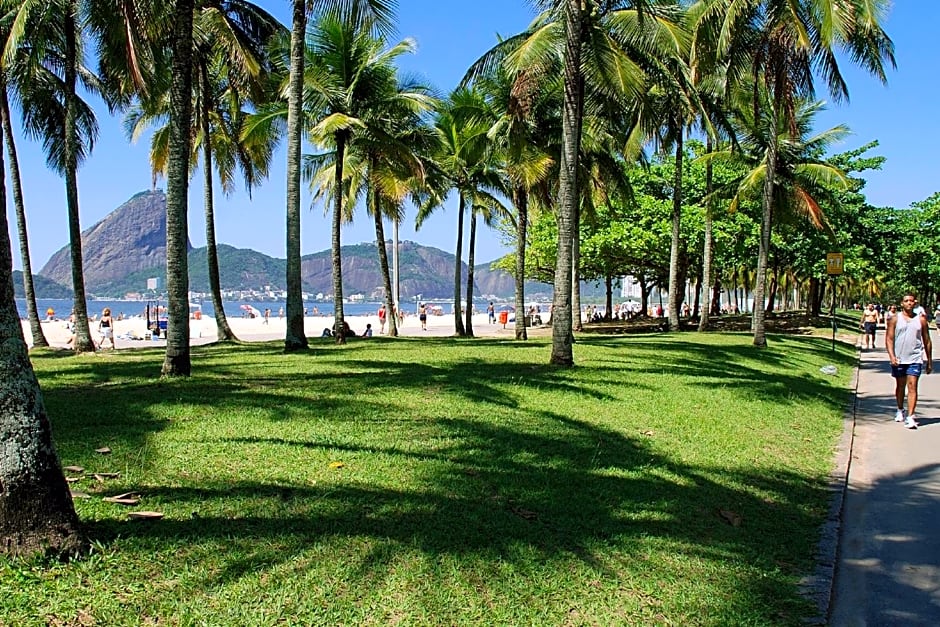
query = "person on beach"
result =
(859, 303, 879, 350)
(487, 302, 495, 324)
(278, 307, 284, 320)
(97, 307, 115, 350)
(362, 323, 373, 338)
(378, 303, 387, 334)
(46, 307, 55, 321)
(886, 293, 933, 429)
(419, 303, 427, 331)
(263, 308, 270, 325)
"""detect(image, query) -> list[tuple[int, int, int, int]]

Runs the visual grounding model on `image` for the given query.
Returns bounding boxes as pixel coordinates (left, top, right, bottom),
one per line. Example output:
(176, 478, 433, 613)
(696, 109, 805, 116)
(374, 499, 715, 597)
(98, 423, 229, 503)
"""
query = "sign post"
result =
(826, 253, 844, 351)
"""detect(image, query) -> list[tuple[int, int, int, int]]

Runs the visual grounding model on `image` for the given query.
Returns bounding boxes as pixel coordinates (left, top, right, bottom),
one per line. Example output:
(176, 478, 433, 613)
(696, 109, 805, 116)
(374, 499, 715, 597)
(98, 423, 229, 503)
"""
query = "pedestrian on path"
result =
(859, 303, 879, 350)
(885, 293, 933, 429)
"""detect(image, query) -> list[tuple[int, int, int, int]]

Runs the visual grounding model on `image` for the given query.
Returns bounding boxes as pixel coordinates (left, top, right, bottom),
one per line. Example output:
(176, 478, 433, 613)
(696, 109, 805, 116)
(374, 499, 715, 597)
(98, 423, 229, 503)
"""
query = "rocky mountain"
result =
(39, 190, 191, 292)
(36, 190, 550, 300)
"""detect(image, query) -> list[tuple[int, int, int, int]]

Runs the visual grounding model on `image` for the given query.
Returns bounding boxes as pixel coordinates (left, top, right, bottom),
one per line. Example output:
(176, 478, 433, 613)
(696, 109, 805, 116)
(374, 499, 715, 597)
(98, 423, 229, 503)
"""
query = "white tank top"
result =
(894, 313, 924, 364)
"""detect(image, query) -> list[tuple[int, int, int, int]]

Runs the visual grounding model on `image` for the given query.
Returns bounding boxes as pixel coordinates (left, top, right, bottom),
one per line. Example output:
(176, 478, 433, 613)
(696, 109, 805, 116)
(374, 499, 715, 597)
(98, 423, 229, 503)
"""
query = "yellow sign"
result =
(826, 252, 844, 275)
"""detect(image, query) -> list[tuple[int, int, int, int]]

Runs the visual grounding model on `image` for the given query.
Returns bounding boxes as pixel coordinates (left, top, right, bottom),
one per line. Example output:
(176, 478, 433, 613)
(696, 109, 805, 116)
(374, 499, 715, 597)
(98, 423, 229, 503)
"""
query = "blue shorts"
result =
(891, 362, 923, 378)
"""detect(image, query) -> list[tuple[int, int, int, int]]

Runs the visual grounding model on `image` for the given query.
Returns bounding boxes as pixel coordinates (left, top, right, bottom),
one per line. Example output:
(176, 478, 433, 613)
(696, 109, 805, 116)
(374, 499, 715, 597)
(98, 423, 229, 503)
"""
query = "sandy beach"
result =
(22, 310, 549, 350)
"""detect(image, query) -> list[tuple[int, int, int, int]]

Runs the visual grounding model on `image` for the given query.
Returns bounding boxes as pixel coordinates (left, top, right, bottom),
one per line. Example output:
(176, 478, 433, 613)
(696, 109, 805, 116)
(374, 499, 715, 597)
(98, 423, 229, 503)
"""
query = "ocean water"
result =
(18, 298, 467, 321)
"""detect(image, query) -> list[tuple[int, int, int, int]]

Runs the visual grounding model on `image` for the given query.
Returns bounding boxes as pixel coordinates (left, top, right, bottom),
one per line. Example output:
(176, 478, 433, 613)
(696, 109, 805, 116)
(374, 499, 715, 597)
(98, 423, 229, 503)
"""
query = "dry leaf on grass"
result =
(66, 476, 82, 483)
(127, 511, 163, 520)
(95, 447, 111, 454)
(104, 492, 141, 506)
(70, 491, 91, 499)
(63, 465, 84, 473)
(511, 506, 538, 520)
(718, 509, 743, 527)
(329, 461, 345, 469)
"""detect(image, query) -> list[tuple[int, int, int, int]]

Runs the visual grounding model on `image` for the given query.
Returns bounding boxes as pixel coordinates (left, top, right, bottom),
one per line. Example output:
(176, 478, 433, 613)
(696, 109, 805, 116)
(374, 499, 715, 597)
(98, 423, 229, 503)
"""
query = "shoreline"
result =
(22, 312, 548, 350)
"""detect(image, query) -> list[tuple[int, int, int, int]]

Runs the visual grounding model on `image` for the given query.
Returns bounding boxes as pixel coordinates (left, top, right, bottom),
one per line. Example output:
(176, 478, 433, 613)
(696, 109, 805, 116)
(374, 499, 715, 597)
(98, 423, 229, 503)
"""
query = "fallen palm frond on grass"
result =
(1, 331, 856, 625)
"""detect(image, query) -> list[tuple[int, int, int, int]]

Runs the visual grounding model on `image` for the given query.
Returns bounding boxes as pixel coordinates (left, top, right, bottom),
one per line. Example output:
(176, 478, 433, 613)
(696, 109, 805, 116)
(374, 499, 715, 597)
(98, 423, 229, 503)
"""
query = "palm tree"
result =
(479, 1, 686, 362)
(467, 65, 556, 340)
(4, 0, 162, 354)
(0, 73, 46, 347)
(306, 72, 434, 338)
(0, 107, 84, 559)
(279, 0, 397, 351)
(303, 11, 414, 345)
(418, 88, 507, 338)
(126, 0, 282, 344)
(691, 0, 895, 347)
(162, 0, 196, 376)
(702, 93, 853, 317)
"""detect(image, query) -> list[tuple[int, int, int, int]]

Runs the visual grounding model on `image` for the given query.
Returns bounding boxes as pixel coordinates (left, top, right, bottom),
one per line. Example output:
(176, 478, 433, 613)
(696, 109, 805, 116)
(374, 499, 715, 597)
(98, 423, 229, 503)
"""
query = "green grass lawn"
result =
(1, 331, 856, 626)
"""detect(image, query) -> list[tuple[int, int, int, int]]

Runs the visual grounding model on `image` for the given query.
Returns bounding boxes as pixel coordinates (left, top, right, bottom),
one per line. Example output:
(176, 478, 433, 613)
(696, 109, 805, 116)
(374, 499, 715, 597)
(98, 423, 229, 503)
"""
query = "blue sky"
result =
(7, 1, 936, 272)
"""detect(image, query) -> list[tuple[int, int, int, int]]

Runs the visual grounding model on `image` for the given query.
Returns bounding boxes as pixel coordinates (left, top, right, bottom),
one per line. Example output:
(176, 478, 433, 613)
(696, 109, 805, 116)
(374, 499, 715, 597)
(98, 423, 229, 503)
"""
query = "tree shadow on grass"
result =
(30, 333, 843, 622)
(79, 404, 826, 623)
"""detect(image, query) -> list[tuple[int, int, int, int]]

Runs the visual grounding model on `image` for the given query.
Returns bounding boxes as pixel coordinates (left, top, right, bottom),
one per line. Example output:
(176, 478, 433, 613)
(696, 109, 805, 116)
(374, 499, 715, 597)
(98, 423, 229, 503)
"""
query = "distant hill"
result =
(36, 190, 551, 300)
(39, 190, 191, 292)
(12, 271, 73, 299)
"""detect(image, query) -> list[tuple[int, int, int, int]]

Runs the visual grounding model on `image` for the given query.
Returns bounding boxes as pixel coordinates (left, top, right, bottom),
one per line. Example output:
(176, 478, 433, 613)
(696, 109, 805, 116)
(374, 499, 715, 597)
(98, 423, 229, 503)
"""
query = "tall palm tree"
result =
(418, 88, 506, 338)
(483, 0, 685, 362)
(702, 94, 853, 315)
(0, 100, 84, 559)
(126, 0, 282, 344)
(279, 0, 397, 351)
(4, 0, 161, 354)
(162, 0, 196, 376)
(306, 73, 434, 338)
(303, 11, 413, 344)
(692, 0, 894, 347)
(0, 73, 46, 347)
(467, 64, 556, 340)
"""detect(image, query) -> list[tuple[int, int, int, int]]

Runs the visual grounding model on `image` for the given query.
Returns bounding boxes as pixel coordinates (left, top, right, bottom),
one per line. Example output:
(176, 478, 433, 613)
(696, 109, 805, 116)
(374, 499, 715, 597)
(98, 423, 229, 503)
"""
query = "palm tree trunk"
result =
(667, 131, 684, 331)
(0, 96, 86, 560)
(550, 0, 582, 366)
(698, 136, 714, 332)
(765, 261, 778, 314)
(162, 0, 195, 376)
(571, 202, 582, 332)
(392, 218, 400, 331)
(199, 63, 236, 343)
(331, 134, 347, 345)
(453, 194, 466, 336)
(513, 187, 527, 340)
(284, 0, 308, 352)
(465, 212, 476, 336)
(63, 6, 94, 353)
(0, 81, 46, 347)
(751, 107, 777, 347)
(370, 168, 397, 337)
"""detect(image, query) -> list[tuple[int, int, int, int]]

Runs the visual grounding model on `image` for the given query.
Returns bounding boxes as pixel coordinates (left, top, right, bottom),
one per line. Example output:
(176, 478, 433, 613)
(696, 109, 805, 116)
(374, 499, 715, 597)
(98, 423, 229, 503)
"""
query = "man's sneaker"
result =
(895, 409, 905, 422)
(905, 415, 919, 429)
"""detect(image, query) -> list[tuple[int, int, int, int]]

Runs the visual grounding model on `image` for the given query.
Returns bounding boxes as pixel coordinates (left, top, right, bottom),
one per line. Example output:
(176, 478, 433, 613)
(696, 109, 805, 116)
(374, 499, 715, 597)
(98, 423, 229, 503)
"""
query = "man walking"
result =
(859, 303, 879, 350)
(886, 293, 933, 429)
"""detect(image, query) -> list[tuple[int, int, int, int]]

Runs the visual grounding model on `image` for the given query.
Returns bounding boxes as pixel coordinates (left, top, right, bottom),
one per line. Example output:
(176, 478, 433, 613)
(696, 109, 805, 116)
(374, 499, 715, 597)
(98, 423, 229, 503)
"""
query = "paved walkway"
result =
(829, 334, 940, 625)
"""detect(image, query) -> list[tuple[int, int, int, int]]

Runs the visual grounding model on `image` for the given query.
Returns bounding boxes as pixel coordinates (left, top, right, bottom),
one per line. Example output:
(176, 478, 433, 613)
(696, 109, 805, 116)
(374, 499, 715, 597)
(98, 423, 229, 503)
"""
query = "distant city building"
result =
(147, 277, 160, 291)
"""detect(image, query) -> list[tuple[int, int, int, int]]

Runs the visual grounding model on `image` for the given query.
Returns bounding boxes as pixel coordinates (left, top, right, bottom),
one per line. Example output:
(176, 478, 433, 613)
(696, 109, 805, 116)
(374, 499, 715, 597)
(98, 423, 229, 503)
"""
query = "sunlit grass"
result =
(0, 331, 856, 625)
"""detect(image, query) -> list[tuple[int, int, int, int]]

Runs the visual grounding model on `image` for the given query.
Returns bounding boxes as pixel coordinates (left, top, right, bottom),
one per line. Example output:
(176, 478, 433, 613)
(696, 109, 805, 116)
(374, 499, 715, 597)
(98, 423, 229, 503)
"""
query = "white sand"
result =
(22, 310, 547, 350)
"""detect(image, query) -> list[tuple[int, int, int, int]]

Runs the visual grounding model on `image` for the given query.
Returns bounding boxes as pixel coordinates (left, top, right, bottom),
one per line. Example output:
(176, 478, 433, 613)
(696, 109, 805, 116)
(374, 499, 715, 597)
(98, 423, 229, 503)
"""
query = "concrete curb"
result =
(799, 344, 860, 624)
